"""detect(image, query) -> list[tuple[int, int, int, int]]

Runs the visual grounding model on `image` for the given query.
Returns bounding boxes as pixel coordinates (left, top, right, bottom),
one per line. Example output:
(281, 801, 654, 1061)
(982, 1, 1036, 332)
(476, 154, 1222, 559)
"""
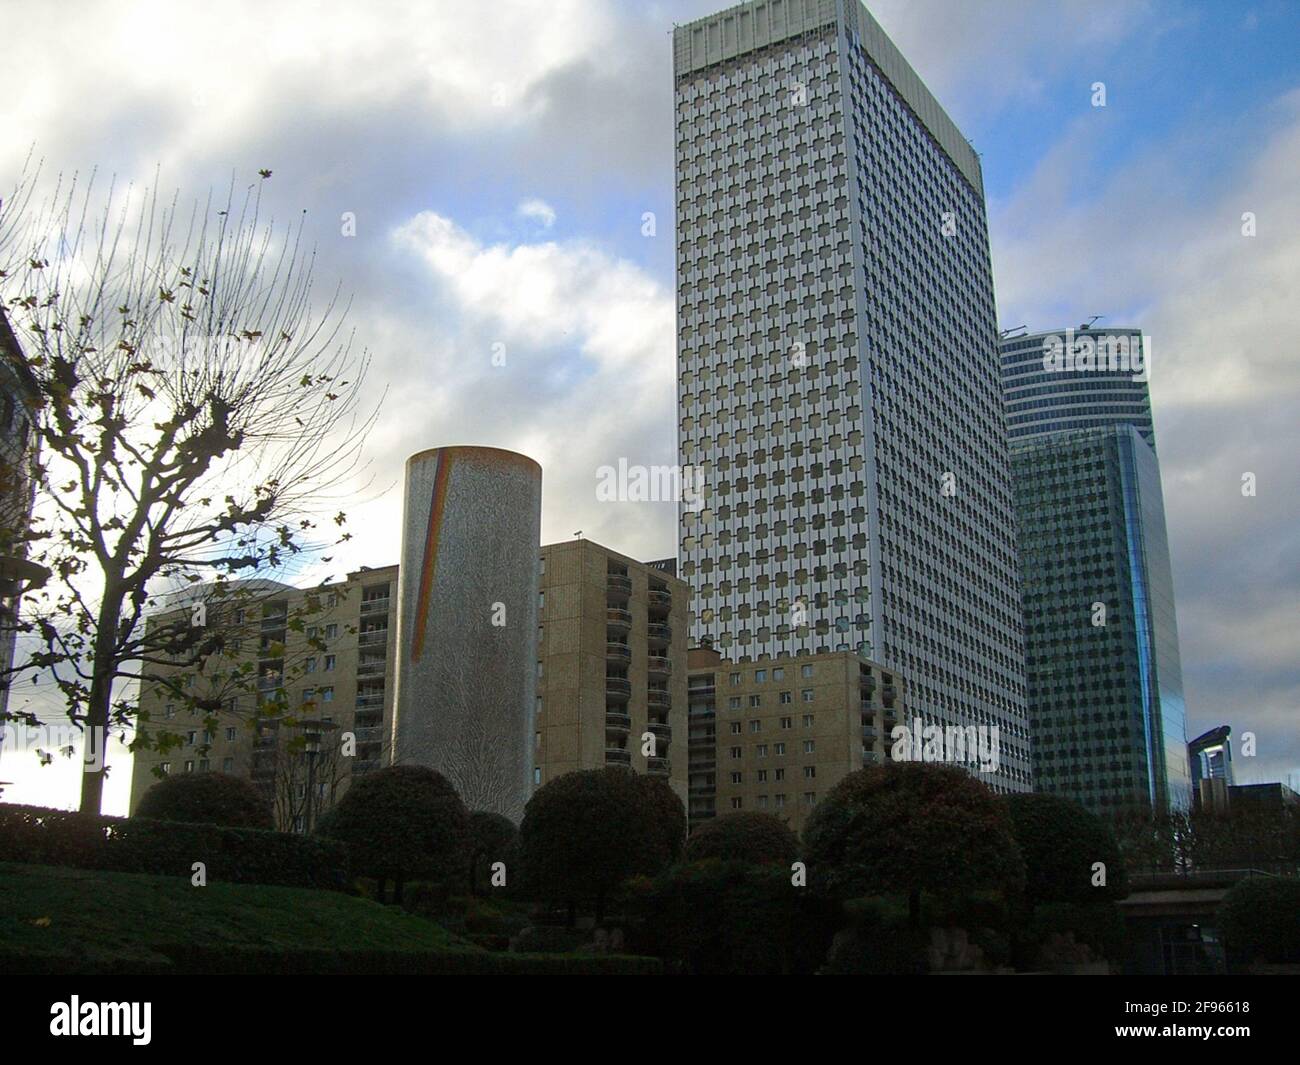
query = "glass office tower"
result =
(1001, 328, 1190, 812)
(674, 0, 1030, 791)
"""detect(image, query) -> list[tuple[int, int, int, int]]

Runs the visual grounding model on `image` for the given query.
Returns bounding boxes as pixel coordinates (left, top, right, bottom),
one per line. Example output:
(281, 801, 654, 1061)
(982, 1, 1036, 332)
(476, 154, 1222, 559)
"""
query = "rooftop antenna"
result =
(1000, 325, 1027, 339)
(1079, 315, 1103, 331)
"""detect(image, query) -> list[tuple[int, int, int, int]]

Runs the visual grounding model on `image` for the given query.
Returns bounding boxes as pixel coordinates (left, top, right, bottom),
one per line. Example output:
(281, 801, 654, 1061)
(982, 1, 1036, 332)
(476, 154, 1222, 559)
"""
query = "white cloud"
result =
(517, 198, 557, 228)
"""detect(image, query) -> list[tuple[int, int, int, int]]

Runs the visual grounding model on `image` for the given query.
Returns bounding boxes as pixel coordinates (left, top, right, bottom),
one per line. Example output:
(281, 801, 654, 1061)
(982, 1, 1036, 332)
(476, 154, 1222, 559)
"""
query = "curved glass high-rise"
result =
(1000, 327, 1190, 813)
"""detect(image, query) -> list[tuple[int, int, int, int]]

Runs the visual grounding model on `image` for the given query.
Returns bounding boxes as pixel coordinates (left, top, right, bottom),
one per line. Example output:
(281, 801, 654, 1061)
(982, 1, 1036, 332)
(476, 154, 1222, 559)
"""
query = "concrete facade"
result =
(536, 539, 689, 804)
(674, 0, 1030, 794)
(392, 447, 542, 823)
(687, 645, 904, 834)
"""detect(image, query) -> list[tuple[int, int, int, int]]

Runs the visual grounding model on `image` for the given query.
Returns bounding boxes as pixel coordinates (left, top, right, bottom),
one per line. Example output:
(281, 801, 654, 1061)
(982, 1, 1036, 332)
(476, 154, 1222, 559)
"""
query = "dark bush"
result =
(134, 771, 273, 829)
(823, 899, 930, 975)
(0, 803, 348, 890)
(802, 763, 1025, 923)
(316, 765, 470, 901)
(518, 768, 684, 917)
(684, 811, 799, 866)
(467, 810, 518, 895)
(623, 859, 838, 975)
(1218, 877, 1300, 963)
(1005, 792, 1128, 905)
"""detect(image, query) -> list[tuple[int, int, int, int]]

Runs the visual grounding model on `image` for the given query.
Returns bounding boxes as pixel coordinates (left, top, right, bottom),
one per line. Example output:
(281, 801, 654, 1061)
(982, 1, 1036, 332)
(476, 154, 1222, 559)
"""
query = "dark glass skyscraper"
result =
(674, 0, 1030, 792)
(1001, 328, 1189, 813)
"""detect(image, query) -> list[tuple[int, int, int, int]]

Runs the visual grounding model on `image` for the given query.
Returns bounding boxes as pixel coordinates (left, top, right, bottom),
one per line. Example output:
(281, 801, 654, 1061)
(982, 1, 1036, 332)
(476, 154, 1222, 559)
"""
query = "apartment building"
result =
(536, 539, 689, 803)
(687, 644, 903, 834)
(129, 565, 398, 830)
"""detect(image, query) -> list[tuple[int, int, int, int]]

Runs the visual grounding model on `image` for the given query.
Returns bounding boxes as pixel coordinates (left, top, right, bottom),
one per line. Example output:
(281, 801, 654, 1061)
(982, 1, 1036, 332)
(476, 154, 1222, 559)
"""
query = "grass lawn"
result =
(0, 862, 660, 974)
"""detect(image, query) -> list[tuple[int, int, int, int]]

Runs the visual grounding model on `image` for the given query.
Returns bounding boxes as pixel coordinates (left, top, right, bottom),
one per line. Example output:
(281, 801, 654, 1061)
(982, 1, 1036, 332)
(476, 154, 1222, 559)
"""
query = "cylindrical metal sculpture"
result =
(392, 446, 541, 822)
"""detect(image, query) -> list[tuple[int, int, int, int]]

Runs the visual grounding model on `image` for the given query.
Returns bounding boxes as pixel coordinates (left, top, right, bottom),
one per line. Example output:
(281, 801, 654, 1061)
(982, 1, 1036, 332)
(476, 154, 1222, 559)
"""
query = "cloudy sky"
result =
(2, 0, 1297, 810)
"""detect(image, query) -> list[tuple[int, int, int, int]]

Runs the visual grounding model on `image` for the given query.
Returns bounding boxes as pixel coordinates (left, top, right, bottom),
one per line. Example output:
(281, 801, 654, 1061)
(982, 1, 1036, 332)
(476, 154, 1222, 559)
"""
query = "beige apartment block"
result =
(536, 540, 689, 804)
(129, 565, 397, 831)
(687, 645, 904, 835)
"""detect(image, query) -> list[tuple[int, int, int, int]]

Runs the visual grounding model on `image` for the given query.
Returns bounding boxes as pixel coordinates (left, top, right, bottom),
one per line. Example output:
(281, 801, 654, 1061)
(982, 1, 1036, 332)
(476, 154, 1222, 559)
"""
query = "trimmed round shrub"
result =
(467, 810, 519, 894)
(519, 768, 684, 914)
(134, 771, 272, 829)
(317, 766, 470, 895)
(685, 811, 799, 866)
(1005, 792, 1128, 905)
(1218, 877, 1300, 963)
(803, 762, 1024, 916)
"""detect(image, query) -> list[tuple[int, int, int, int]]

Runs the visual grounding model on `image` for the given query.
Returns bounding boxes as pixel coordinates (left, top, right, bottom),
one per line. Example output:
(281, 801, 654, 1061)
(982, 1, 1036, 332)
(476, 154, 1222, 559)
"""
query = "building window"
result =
(756, 744, 768, 758)
(749, 720, 761, 733)
(185, 760, 195, 773)
(803, 792, 817, 806)
(225, 727, 236, 741)
(728, 697, 741, 709)
(324, 624, 338, 639)
(730, 772, 742, 784)
(775, 742, 786, 755)
(729, 672, 741, 686)
(730, 747, 742, 759)
(801, 664, 813, 678)
(774, 794, 786, 809)
(801, 688, 814, 702)
(749, 695, 761, 707)
(324, 655, 336, 671)
(160, 762, 171, 775)
(803, 714, 814, 727)
(804, 766, 816, 779)
(534, 767, 542, 784)
(803, 740, 815, 754)
(731, 798, 743, 810)
(321, 687, 334, 702)
(222, 758, 234, 772)
(773, 667, 785, 680)
(755, 669, 767, 683)
(779, 691, 792, 704)
(305, 657, 317, 673)
(775, 768, 785, 781)
(780, 717, 792, 729)
(730, 722, 742, 735)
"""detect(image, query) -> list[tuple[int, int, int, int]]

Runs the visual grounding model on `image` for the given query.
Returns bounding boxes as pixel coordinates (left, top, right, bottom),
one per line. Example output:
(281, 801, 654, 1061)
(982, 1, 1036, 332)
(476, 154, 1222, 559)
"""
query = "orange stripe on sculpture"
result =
(410, 450, 453, 664)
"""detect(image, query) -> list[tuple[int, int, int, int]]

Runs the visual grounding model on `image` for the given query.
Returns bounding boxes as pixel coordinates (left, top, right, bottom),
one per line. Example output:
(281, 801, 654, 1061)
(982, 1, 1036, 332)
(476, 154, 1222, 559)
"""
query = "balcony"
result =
(882, 682, 898, 706)
(361, 597, 390, 615)
(606, 573, 632, 598)
(647, 720, 672, 741)
(606, 641, 632, 663)
(354, 725, 385, 744)
(354, 759, 381, 774)
(605, 748, 632, 766)
(605, 712, 632, 734)
(647, 622, 672, 645)
(862, 725, 879, 741)
(647, 756, 670, 775)
(648, 587, 672, 613)
(647, 688, 671, 709)
(647, 655, 672, 678)
(358, 658, 387, 677)
(607, 607, 632, 630)
(358, 630, 388, 647)
(860, 673, 876, 694)
(355, 693, 385, 709)
(605, 676, 632, 702)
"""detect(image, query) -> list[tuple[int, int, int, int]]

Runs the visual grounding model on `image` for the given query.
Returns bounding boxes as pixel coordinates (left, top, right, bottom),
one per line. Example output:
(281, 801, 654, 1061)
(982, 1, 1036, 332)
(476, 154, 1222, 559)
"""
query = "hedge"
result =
(0, 803, 349, 891)
(0, 944, 663, 976)
(1218, 877, 1300, 963)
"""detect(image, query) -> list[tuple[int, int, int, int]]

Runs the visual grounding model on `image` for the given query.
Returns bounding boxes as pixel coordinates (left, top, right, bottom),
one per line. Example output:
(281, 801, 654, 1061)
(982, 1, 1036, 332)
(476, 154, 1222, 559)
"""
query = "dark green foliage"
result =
(623, 860, 839, 975)
(0, 804, 348, 889)
(684, 811, 799, 867)
(518, 768, 684, 912)
(134, 771, 273, 829)
(1218, 877, 1300, 963)
(802, 763, 1025, 911)
(1005, 792, 1128, 905)
(467, 810, 518, 894)
(316, 766, 470, 893)
(1028, 901, 1128, 963)
(823, 898, 929, 975)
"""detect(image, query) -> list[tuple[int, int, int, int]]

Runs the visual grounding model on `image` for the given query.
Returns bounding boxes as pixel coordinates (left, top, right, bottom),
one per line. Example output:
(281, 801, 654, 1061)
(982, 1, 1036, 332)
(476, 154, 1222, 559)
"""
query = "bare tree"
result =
(0, 166, 378, 812)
